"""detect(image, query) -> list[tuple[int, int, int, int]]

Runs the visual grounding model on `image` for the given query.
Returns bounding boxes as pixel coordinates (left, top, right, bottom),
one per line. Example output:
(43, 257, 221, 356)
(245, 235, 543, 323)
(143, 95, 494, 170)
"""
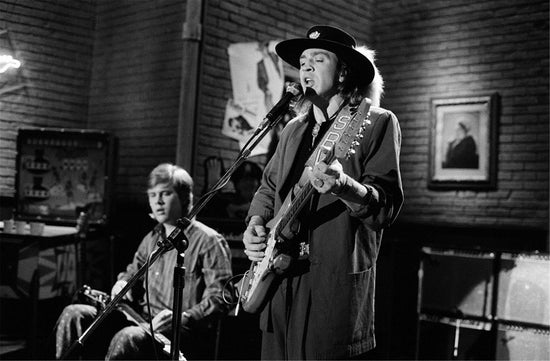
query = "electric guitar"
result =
(79, 286, 186, 360)
(238, 98, 372, 314)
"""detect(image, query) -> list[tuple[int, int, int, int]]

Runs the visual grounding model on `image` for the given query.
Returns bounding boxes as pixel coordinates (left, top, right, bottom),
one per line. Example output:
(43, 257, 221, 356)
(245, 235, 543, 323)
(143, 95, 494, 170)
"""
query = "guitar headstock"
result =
(334, 97, 372, 159)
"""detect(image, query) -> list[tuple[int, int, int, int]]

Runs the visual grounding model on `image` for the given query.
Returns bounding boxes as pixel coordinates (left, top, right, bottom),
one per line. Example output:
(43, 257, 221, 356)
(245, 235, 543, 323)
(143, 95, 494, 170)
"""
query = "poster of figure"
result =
(223, 41, 284, 155)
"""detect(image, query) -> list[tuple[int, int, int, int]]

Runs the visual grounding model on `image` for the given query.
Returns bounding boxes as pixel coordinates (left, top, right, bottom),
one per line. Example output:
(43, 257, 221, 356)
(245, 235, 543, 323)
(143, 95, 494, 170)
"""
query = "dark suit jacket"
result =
(247, 106, 404, 358)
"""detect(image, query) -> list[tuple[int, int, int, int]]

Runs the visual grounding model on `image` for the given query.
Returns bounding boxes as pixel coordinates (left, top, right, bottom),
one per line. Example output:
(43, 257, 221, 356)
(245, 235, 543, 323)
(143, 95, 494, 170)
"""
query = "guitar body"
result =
(79, 286, 186, 360)
(239, 192, 299, 313)
(238, 98, 372, 314)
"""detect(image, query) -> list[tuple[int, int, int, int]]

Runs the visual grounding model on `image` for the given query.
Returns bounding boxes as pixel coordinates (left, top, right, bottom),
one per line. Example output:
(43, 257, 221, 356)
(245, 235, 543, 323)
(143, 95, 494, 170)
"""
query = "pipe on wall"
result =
(175, 0, 205, 173)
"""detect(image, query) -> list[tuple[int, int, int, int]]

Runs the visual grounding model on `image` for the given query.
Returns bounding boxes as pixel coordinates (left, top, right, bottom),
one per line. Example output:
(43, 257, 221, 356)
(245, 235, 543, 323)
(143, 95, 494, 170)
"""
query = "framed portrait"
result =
(428, 93, 499, 190)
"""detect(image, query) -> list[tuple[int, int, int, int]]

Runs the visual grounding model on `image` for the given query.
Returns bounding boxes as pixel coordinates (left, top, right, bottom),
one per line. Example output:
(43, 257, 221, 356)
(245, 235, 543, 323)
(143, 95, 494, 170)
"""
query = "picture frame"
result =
(428, 93, 499, 190)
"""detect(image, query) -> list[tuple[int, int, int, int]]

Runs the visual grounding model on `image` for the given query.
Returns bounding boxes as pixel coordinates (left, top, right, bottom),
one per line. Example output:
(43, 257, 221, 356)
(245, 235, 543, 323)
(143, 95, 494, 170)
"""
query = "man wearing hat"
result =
(243, 25, 403, 359)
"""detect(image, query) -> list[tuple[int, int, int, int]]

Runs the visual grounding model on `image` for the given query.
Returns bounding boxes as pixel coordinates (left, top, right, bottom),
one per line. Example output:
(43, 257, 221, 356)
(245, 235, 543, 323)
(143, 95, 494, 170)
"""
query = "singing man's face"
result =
(147, 183, 182, 226)
(299, 48, 340, 98)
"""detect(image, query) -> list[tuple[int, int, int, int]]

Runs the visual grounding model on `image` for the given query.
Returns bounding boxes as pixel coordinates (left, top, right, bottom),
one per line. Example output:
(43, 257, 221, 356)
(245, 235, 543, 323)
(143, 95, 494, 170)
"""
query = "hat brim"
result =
(275, 38, 375, 86)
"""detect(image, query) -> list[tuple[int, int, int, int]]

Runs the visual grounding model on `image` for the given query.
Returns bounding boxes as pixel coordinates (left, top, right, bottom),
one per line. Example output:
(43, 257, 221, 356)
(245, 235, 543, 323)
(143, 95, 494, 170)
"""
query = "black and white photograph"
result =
(0, 1, 547, 360)
(429, 94, 498, 190)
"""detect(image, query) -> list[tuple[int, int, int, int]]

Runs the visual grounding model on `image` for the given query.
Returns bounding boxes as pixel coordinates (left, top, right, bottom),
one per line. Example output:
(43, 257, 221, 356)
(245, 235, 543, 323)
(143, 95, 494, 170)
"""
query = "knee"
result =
(111, 326, 144, 344)
(106, 326, 148, 359)
(58, 304, 96, 324)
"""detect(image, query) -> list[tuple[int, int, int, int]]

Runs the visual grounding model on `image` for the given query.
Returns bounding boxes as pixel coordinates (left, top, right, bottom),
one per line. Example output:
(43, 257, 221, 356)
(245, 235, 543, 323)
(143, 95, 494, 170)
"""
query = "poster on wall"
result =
(223, 41, 284, 155)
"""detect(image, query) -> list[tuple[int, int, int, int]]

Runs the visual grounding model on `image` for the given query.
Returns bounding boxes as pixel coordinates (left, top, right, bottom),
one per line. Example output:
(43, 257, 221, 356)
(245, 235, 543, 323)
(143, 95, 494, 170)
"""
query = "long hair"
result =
(355, 45, 384, 107)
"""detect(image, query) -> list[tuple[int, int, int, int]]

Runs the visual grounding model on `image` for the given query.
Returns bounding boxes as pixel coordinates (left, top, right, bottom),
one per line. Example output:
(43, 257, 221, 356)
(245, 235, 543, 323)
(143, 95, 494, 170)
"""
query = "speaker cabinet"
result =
(420, 247, 495, 318)
(495, 323, 550, 360)
(417, 314, 493, 360)
(498, 253, 550, 326)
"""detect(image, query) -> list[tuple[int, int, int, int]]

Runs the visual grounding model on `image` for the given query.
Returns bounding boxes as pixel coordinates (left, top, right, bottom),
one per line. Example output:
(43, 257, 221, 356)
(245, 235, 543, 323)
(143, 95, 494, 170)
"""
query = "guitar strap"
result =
(304, 97, 370, 168)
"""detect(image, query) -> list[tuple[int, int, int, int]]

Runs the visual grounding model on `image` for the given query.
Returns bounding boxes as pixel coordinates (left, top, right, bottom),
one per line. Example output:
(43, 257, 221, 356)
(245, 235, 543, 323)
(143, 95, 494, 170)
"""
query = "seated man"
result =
(55, 163, 233, 360)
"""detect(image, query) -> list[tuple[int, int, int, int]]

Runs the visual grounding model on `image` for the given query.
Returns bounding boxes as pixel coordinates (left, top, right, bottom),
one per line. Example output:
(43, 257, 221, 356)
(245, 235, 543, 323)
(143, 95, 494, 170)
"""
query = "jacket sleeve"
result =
(245, 120, 293, 224)
(348, 108, 404, 230)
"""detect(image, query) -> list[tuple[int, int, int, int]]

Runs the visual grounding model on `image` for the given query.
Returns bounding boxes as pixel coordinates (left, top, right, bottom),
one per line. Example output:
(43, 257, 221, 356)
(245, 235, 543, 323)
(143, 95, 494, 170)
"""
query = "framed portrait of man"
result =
(428, 93, 499, 190)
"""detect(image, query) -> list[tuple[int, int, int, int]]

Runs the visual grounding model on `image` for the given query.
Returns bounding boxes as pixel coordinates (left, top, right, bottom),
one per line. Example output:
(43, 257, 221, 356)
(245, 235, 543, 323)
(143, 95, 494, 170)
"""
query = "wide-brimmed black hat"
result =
(275, 25, 375, 86)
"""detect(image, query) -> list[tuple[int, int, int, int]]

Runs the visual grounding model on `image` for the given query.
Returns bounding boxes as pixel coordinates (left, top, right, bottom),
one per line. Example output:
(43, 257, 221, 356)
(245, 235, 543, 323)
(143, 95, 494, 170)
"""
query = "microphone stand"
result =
(164, 104, 289, 360)
(168, 218, 189, 361)
(61, 101, 290, 361)
(60, 238, 176, 360)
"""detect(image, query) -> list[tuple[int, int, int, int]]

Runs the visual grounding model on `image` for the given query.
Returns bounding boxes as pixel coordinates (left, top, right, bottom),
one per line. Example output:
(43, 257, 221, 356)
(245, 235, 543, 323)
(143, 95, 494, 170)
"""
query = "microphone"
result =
(257, 82, 302, 130)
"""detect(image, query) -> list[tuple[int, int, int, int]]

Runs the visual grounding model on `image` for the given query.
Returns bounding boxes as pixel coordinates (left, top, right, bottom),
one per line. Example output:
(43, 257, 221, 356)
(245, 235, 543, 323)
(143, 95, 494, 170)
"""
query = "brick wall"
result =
(86, 0, 376, 227)
(0, 0, 95, 197)
(1, 0, 548, 231)
(88, 0, 185, 202)
(375, 0, 549, 229)
(196, 0, 376, 190)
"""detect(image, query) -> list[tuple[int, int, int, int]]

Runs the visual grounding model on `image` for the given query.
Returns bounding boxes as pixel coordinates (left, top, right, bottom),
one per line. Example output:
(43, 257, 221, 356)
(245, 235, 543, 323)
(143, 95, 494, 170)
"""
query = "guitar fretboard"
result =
(276, 148, 337, 237)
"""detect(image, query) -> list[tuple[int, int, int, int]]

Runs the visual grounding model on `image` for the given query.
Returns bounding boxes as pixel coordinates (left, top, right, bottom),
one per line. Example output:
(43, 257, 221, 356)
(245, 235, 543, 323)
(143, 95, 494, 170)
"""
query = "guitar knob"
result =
(271, 254, 292, 275)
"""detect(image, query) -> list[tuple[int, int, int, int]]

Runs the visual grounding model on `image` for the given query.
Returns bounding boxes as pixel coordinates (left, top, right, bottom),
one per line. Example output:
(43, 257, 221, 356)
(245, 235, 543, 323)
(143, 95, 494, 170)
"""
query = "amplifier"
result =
(416, 313, 493, 360)
(497, 253, 550, 326)
(495, 323, 550, 360)
(420, 247, 495, 318)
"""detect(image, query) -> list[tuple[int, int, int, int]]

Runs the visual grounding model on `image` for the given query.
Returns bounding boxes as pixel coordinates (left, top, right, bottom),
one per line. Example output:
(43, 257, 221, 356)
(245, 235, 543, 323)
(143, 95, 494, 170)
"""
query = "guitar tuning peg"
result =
(348, 149, 356, 155)
(356, 134, 364, 139)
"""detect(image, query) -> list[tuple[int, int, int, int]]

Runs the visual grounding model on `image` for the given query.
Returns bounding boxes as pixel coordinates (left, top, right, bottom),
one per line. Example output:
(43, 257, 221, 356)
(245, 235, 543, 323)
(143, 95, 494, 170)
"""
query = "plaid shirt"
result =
(117, 219, 233, 322)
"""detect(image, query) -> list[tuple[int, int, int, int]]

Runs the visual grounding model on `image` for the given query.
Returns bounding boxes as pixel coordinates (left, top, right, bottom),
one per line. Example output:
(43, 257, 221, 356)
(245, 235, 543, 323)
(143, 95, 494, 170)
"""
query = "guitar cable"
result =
(222, 271, 251, 316)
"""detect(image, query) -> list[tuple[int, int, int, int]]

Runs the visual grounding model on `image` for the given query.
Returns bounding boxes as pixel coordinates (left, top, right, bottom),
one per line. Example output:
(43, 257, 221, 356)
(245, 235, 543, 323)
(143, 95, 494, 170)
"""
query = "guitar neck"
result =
(277, 149, 336, 233)
(116, 303, 170, 346)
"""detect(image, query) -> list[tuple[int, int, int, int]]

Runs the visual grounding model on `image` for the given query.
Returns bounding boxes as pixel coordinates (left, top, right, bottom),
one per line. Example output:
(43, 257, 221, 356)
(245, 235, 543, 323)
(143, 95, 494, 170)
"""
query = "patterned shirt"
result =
(117, 219, 233, 322)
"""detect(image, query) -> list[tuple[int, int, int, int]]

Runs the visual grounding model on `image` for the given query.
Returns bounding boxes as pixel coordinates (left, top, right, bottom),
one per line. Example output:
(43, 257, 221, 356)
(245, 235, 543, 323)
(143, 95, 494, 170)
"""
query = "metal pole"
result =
(175, 0, 205, 173)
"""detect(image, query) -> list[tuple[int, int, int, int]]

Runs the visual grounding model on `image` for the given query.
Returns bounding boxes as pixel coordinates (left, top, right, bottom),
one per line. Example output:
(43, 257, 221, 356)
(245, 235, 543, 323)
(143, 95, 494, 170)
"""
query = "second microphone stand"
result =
(164, 108, 287, 359)
(61, 106, 288, 360)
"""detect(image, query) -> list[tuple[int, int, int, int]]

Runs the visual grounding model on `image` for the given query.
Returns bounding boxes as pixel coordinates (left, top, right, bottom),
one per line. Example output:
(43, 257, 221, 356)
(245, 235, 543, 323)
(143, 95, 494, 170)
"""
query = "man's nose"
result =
(302, 59, 313, 72)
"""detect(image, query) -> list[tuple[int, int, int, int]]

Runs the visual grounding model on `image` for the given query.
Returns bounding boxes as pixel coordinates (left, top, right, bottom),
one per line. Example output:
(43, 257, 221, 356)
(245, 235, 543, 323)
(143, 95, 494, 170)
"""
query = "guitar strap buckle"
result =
(298, 242, 309, 258)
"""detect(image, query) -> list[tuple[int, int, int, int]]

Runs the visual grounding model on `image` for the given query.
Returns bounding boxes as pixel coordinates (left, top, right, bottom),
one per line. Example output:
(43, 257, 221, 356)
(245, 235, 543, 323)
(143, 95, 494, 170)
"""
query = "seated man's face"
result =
(147, 183, 182, 226)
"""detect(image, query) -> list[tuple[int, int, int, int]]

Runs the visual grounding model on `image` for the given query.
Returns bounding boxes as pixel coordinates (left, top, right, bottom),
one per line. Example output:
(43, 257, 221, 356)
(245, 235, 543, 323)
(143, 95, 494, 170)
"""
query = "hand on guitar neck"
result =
(307, 149, 377, 213)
